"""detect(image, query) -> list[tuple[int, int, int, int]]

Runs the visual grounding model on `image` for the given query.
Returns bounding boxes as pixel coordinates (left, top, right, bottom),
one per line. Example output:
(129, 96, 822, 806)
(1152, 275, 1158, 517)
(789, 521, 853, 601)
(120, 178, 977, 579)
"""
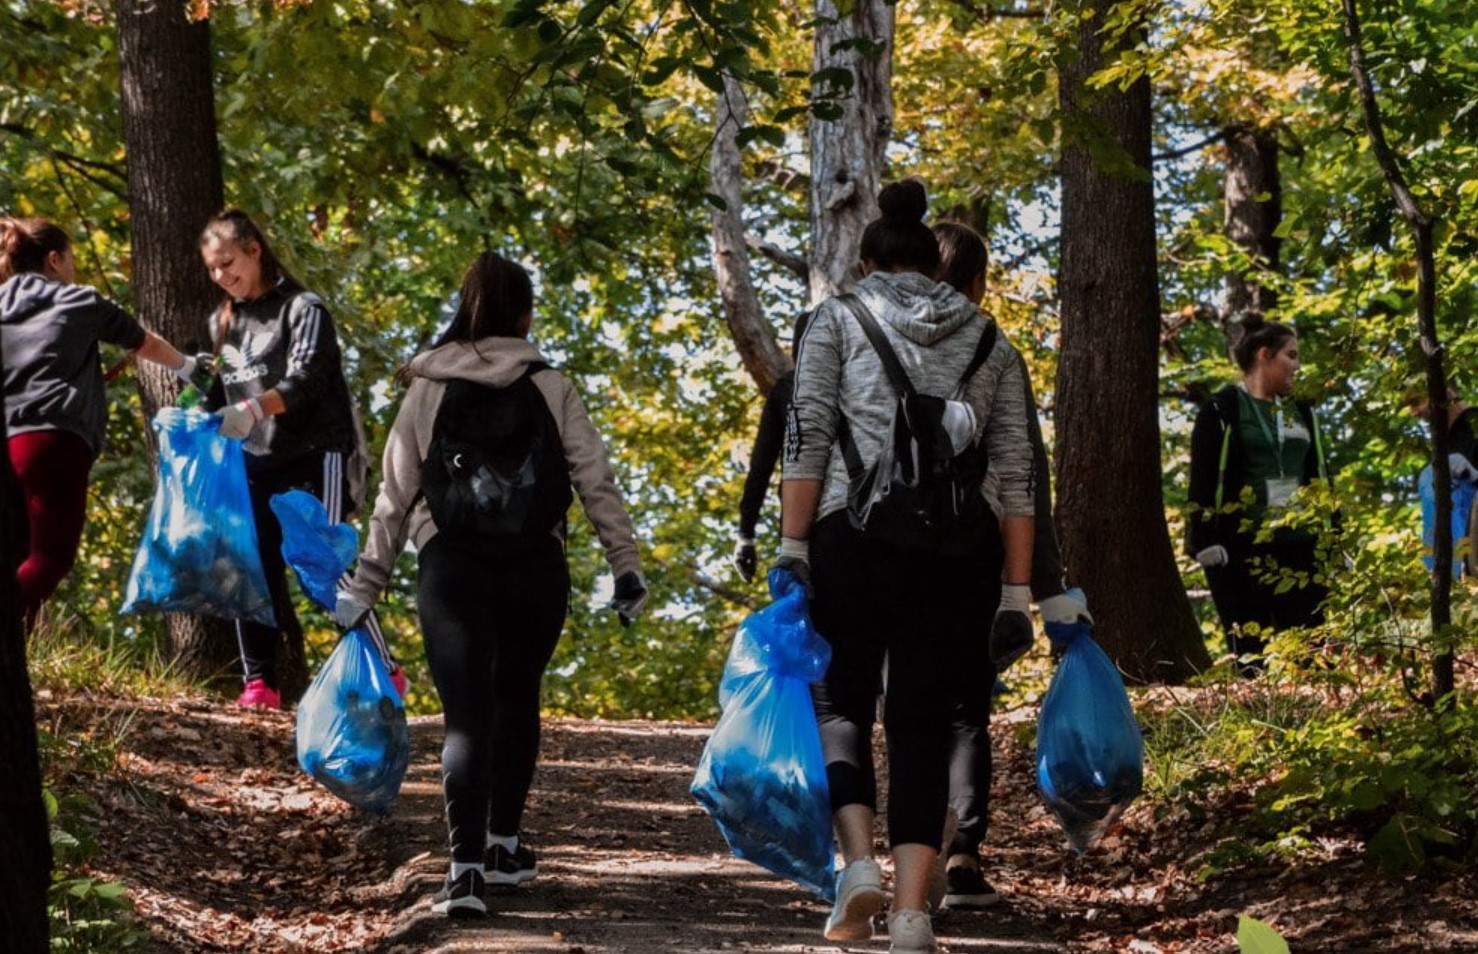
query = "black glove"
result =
(609, 571, 649, 627)
(732, 536, 757, 582)
(989, 584, 1034, 670)
(188, 352, 217, 392)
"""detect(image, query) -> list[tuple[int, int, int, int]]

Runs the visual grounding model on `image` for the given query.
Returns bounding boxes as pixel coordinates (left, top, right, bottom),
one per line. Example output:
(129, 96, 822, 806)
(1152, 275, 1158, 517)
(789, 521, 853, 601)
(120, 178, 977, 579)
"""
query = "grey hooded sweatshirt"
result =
(785, 270, 1035, 523)
(1, 273, 146, 457)
(344, 338, 640, 607)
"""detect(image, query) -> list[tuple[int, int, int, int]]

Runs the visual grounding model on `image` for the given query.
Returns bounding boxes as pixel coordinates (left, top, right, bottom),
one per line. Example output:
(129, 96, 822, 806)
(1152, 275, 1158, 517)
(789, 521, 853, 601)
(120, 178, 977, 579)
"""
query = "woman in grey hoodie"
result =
(334, 251, 646, 918)
(779, 181, 1035, 954)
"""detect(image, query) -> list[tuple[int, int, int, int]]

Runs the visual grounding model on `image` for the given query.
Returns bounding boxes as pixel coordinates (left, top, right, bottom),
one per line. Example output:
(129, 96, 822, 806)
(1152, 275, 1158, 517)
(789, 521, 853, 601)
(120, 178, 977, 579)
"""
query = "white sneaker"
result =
(888, 908, 937, 954)
(823, 858, 886, 941)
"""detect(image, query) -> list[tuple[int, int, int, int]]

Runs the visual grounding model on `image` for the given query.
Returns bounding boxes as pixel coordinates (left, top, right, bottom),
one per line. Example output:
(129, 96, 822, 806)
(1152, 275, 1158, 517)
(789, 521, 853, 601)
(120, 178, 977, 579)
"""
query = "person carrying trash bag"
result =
(930, 220, 1092, 910)
(778, 179, 1036, 954)
(692, 568, 835, 900)
(195, 210, 402, 709)
(1414, 387, 1478, 580)
(1035, 620, 1144, 852)
(1186, 313, 1332, 672)
(332, 251, 647, 918)
(2, 216, 207, 632)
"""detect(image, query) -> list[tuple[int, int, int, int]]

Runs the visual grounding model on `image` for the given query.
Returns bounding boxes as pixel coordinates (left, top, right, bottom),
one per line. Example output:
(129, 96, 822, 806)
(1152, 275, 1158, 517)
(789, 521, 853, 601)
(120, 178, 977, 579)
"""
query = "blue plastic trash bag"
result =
(269, 490, 358, 611)
(296, 627, 410, 813)
(1419, 463, 1476, 580)
(1037, 621, 1144, 851)
(691, 570, 836, 900)
(123, 407, 275, 625)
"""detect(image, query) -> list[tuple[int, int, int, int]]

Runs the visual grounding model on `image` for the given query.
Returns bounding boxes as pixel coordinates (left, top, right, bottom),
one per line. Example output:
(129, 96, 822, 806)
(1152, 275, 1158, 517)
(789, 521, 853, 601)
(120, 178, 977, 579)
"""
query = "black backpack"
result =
(836, 294, 997, 555)
(421, 365, 572, 555)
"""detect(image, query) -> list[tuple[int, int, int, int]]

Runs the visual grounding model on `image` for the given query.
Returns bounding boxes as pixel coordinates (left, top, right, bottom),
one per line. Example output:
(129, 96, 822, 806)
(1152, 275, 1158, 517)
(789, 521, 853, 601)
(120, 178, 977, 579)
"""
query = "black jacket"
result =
(1186, 384, 1329, 557)
(204, 280, 356, 472)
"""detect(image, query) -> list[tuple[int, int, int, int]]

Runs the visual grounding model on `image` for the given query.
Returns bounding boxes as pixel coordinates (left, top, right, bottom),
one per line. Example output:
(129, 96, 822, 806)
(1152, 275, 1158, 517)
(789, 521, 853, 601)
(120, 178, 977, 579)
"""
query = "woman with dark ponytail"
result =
(334, 251, 646, 918)
(1186, 313, 1331, 669)
(2, 216, 201, 631)
(779, 181, 1036, 953)
(196, 209, 400, 708)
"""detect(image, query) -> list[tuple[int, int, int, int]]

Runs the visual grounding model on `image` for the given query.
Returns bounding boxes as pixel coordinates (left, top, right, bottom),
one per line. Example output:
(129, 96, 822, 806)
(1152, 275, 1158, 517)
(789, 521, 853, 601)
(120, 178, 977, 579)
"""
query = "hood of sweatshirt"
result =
(0, 273, 69, 324)
(408, 338, 550, 388)
(852, 269, 982, 346)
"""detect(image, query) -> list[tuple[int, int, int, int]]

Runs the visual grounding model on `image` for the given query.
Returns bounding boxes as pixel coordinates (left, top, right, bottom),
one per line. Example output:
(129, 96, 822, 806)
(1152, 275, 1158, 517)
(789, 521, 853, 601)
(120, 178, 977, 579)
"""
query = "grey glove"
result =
(1038, 587, 1092, 626)
(174, 352, 216, 392)
(1195, 545, 1230, 568)
(332, 593, 371, 630)
(989, 583, 1034, 670)
(1450, 452, 1478, 484)
(609, 571, 649, 627)
(771, 536, 813, 599)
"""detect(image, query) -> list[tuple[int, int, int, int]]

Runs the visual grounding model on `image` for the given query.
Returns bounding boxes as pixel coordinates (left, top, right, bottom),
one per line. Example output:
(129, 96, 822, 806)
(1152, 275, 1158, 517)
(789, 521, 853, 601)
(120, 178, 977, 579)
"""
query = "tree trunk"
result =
(711, 75, 791, 397)
(0, 343, 52, 954)
(1056, 1, 1209, 682)
(808, 0, 894, 304)
(1221, 125, 1282, 323)
(116, 0, 242, 686)
(1341, 0, 1452, 701)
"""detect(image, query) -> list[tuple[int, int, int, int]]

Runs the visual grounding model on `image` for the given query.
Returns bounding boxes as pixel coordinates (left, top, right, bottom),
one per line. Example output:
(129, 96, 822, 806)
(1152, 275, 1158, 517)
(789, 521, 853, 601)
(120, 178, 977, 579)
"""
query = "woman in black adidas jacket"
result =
(198, 210, 399, 709)
(1186, 314, 1331, 667)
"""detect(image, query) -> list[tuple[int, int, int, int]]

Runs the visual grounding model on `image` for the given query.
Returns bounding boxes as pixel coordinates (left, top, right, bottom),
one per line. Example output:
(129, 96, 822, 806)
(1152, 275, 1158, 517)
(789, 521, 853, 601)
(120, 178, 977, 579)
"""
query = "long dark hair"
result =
(932, 221, 988, 294)
(200, 209, 295, 347)
(1228, 311, 1297, 372)
(0, 216, 70, 283)
(859, 179, 940, 276)
(397, 252, 534, 385)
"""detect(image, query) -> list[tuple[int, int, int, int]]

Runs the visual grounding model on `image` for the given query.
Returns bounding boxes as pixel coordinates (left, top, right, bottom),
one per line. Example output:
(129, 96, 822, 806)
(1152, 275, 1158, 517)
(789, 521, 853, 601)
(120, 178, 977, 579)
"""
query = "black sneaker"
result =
(943, 865, 1001, 910)
(487, 842, 538, 886)
(431, 868, 487, 918)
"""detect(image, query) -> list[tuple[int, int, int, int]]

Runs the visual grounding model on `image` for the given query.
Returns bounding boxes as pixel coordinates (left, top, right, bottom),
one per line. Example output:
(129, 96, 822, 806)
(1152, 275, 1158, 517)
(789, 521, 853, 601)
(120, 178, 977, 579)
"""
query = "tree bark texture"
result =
(710, 75, 791, 397)
(1342, 0, 1452, 700)
(0, 338, 52, 954)
(1221, 125, 1282, 323)
(1056, 1, 1209, 682)
(117, 0, 242, 685)
(808, 0, 894, 304)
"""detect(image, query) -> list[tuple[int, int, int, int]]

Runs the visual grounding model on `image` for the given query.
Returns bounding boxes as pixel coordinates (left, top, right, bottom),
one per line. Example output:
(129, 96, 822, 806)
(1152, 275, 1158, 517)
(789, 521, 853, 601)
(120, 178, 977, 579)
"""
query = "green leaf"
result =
(1236, 916, 1291, 954)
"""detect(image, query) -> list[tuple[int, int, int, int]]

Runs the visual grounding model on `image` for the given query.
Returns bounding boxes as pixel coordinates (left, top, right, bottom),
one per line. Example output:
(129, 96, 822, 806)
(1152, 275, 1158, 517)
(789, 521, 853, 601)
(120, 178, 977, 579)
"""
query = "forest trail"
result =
(50, 688, 1478, 953)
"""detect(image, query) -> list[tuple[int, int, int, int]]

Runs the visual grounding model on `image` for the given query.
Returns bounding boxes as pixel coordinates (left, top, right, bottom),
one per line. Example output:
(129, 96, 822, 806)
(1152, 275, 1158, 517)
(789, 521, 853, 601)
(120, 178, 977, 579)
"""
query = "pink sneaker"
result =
(389, 665, 408, 698)
(235, 678, 281, 710)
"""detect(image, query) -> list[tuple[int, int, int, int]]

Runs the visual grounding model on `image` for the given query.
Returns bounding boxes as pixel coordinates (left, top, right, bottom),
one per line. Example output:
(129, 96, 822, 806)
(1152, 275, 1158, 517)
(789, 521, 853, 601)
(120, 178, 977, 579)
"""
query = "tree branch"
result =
(744, 233, 809, 281)
(751, 160, 811, 195)
(1, 123, 129, 198)
(1152, 128, 1227, 163)
(944, 0, 1046, 20)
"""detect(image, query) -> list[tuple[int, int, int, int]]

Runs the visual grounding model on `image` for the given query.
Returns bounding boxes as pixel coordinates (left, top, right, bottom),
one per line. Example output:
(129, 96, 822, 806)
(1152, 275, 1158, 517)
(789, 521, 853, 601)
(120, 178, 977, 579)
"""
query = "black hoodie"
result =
(1, 273, 146, 457)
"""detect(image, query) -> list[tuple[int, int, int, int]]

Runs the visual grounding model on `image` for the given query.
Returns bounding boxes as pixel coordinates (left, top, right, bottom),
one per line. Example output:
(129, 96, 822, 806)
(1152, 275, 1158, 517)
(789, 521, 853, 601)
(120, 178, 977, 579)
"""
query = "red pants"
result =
(8, 430, 92, 631)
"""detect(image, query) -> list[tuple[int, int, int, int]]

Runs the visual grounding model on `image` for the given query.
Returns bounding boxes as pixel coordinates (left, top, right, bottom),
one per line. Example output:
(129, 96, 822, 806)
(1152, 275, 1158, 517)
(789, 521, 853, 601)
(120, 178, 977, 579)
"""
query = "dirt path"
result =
(51, 691, 1478, 953)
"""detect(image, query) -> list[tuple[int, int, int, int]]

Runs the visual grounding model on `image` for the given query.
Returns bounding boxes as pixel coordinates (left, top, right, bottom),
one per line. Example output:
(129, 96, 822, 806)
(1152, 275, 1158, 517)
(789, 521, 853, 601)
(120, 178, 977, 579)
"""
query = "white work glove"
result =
(217, 397, 264, 440)
(1449, 452, 1478, 484)
(989, 583, 1034, 670)
(1038, 587, 1092, 626)
(332, 593, 372, 630)
(1195, 545, 1230, 568)
(609, 571, 649, 627)
(771, 536, 813, 599)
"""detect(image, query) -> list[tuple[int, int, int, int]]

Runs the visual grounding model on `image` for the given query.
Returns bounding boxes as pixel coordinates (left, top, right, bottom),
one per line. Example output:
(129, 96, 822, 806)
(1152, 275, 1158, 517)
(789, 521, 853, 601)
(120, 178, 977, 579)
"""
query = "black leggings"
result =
(417, 534, 569, 864)
(236, 450, 392, 689)
(1206, 541, 1326, 658)
(809, 514, 1000, 850)
(948, 638, 999, 858)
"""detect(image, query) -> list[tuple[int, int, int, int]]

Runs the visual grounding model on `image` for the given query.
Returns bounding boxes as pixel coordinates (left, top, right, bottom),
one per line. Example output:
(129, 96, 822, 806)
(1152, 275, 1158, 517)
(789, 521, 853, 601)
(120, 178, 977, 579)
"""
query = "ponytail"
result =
(0, 216, 71, 283)
(1228, 311, 1297, 372)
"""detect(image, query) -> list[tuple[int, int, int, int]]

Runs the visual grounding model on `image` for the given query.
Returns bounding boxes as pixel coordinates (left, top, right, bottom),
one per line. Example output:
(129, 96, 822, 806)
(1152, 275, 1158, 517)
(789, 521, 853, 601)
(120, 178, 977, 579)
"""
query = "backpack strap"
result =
(836, 294, 916, 398)
(959, 321, 997, 391)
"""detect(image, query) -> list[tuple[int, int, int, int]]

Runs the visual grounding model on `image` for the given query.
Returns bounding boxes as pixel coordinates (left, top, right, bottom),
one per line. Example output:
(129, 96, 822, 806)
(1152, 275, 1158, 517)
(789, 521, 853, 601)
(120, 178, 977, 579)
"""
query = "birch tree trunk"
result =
(1056, 0, 1209, 682)
(808, 0, 895, 304)
(710, 75, 790, 397)
(117, 0, 240, 684)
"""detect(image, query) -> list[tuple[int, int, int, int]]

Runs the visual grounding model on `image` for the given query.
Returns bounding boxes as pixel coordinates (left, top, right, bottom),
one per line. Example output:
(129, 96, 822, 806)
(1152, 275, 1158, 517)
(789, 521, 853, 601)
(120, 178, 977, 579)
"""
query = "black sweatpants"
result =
(810, 513, 1000, 850)
(417, 534, 569, 864)
(1206, 541, 1326, 659)
(947, 634, 1000, 859)
(236, 450, 392, 689)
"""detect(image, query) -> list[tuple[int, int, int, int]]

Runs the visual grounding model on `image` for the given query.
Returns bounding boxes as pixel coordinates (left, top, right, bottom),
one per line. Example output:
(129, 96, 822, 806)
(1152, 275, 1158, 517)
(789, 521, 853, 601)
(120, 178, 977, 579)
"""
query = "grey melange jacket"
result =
(784, 270, 1036, 524)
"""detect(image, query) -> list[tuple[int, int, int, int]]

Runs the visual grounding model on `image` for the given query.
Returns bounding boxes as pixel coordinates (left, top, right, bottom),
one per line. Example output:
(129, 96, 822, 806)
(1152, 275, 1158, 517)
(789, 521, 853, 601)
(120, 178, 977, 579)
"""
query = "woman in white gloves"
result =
(1186, 313, 1331, 670)
(333, 251, 646, 918)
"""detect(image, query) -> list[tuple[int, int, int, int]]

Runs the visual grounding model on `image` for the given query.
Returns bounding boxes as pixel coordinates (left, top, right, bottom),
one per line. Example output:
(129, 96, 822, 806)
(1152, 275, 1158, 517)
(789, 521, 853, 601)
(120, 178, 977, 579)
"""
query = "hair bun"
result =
(877, 179, 928, 225)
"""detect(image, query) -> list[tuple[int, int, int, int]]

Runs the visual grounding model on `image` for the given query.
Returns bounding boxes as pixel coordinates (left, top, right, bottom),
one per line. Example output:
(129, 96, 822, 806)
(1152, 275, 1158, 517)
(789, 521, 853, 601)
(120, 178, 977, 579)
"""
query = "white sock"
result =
(451, 862, 483, 879)
(486, 832, 518, 852)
